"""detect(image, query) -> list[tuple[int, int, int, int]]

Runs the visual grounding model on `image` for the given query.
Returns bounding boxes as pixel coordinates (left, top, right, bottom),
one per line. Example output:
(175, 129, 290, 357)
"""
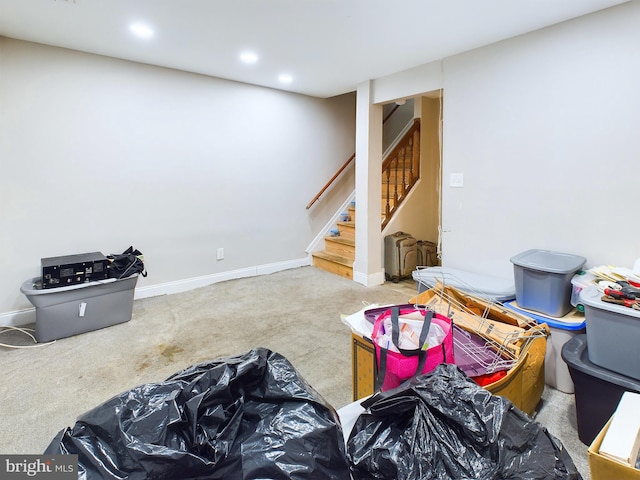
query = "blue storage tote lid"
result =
(504, 300, 586, 330)
(510, 249, 586, 274)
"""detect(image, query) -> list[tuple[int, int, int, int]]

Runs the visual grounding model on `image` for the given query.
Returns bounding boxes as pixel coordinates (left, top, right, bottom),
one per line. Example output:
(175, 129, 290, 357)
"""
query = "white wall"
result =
(0, 38, 356, 319)
(440, 1, 640, 278)
(370, 2, 640, 280)
(382, 100, 414, 151)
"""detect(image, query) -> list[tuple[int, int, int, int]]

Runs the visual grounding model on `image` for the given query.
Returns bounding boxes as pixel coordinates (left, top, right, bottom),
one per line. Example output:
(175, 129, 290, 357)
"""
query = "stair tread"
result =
(312, 250, 354, 267)
(336, 220, 355, 227)
(325, 236, 355, 246)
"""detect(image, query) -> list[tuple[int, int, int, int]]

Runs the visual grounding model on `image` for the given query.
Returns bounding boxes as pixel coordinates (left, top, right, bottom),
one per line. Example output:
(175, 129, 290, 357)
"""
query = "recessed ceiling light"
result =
(130, 23, 154, 39)
(278, 74, 293, 84)
(239, 51, 258, 64)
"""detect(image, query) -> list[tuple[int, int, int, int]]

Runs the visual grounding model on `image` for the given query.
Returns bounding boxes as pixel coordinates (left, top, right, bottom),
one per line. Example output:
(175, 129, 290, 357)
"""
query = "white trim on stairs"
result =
(305, 190, 356, 256)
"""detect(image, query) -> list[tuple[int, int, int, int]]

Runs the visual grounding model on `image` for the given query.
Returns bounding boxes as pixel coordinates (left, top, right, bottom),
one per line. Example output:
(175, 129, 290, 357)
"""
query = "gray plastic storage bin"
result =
(580, 285, 640, 381)
(504, 300, 585, 393)
(510, 249, 586, 317)
(413, 266, 515, 302)
(20, 274, 138, 342)
(562, 334, 640, 445)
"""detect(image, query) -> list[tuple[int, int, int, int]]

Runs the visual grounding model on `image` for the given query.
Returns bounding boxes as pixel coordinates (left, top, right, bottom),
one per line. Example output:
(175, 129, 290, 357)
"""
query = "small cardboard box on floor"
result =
(346, 284, 548, 416)
(589, 392, 640, 480)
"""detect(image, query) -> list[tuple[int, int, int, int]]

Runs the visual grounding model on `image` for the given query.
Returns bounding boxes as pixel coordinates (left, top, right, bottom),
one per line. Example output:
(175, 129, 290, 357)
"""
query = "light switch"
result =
(450, 173, 464, 188)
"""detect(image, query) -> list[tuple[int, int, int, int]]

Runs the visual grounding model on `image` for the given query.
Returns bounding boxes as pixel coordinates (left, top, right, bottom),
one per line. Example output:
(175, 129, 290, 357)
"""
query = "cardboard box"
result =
(351, 329, 546, 416)
(598, 392, 640, 466)
(348, 285, 548, 415)
(351, 333, 376, 401)
(590, 418, 640, 480)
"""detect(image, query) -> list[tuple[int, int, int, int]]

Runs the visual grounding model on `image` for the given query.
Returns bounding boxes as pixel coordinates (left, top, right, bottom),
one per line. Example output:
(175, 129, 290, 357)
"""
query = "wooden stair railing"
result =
(306, 103, 402, 211)
(306, 116, 420, 226)
(310, 116, 421, 280)
(381, 118, 420, 230)
(306, 153, 355, 210)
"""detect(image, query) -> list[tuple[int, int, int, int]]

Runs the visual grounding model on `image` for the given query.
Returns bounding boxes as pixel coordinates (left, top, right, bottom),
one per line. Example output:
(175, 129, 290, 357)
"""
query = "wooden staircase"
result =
(310, 119, 421, 279)
(311, 204, 356, 279)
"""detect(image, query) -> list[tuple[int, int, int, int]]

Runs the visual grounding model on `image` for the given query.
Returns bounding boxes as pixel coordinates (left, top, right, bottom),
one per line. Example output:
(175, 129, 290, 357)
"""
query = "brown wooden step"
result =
(325, 236, 355, 258)
(336, 221, 355, 241)
(312, 251, 353, 279)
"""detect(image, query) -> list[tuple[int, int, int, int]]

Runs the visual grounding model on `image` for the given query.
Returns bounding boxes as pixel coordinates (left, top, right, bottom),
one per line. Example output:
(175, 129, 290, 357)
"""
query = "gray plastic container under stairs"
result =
(510, 249, 586, 318)
(20, 274, 138, 343)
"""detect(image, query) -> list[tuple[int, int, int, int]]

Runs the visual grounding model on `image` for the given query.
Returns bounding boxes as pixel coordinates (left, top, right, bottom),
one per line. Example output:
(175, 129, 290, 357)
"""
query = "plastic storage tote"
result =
(504, 300, 585, 394)
(510, 249, 586, 317)
(570, 271, 597, 312)
(20, 274, 138, 342)
(579, 285, 640, 381)
(561, 334, 640, 446)
(412, 266, 516, 303)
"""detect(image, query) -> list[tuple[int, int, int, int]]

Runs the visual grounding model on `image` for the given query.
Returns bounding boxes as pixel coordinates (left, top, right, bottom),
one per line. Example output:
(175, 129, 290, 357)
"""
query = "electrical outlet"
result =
(217, 248, 224, 260)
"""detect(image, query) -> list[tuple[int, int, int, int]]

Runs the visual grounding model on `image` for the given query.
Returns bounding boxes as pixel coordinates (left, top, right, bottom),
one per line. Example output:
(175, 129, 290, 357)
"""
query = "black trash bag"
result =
(348, 364, 582, 480)
(107, 246, 147, 279)
(45, 348, 351, 480)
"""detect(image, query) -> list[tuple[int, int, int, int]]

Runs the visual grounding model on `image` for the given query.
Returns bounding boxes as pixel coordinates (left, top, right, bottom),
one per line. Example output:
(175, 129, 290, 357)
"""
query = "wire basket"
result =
(412, 267, 548, 375)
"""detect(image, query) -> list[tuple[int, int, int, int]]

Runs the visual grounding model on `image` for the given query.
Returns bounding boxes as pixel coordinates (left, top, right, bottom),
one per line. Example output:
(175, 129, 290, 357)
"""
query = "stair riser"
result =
(337, 223, 355, 241)
(312, 256, 353, 279)
(325, 241, 355, 258)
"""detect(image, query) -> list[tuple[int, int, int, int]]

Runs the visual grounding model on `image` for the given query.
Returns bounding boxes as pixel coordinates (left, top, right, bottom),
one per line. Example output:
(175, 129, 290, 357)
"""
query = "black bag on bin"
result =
(348, 364, 582, 480)
(45, 348, 351, 480)
(107, 246, 147, 279)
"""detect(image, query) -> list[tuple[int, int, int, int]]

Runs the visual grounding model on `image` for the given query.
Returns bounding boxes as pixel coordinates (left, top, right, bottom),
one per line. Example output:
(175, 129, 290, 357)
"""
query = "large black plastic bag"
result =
(45, 348, 351, 480)
(348, 364, 582, 480)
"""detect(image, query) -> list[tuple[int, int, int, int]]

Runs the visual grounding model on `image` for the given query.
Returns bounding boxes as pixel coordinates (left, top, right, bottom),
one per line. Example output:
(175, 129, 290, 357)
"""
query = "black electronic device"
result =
(41, 251, 109, 289)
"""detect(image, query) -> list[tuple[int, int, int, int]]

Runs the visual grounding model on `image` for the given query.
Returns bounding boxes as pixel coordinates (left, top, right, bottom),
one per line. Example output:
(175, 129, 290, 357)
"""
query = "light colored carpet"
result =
(0, 266, 590, 478)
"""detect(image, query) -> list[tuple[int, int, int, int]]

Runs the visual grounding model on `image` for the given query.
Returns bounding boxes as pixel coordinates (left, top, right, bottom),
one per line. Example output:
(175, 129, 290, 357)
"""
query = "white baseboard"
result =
(1, 257, 312, 328)
(353, 269, 385, 287)
(0, 308, 36, 328)
(134, 257, 311, 299)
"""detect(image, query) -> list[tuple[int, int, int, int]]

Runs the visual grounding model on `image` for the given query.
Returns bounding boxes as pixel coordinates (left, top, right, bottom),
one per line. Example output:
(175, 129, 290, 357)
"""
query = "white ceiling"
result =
(0, 0, 629, 98)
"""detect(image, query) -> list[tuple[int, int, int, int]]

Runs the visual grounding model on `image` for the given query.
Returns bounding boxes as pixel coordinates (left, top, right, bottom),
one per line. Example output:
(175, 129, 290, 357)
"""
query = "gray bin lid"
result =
(20, 274, 138, 296)
(412, 266, 515, 302)
(579, 285, 640, 319)
(20, 275, 138, 308)
(561, 334, 640, 391)
(510, 249, 586, 274)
